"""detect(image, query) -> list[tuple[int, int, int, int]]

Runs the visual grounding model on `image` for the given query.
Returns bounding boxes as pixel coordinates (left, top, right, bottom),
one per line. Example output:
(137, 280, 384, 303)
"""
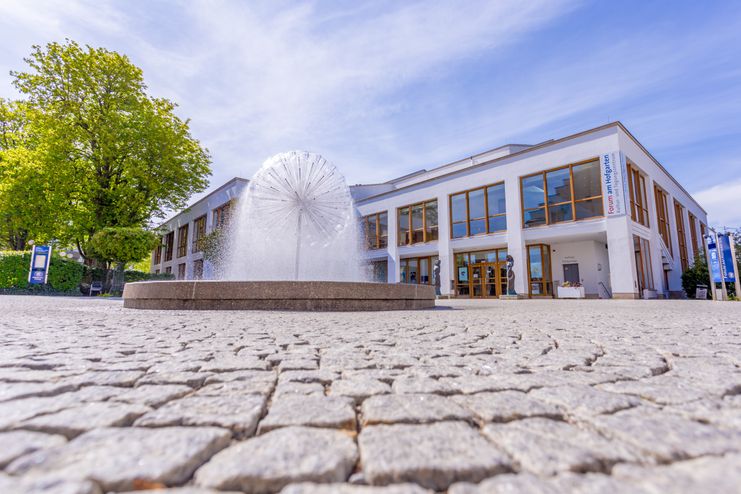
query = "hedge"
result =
(0, 251, 85, 292)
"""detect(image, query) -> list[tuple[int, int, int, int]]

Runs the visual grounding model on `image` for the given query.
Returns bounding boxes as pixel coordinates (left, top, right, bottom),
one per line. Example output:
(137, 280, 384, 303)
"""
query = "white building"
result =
(152, 122, 708, 299)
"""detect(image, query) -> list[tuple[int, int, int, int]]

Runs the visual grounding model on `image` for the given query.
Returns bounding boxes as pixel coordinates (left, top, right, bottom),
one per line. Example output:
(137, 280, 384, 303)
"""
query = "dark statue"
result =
(506, 255, 517, 295)
(433, 259, 441, 296)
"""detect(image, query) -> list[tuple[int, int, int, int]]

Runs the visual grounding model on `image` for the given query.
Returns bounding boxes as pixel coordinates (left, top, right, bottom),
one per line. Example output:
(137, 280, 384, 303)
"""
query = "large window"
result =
(634, 235, 655, 293)
(527, 244, 552, 297)
(364, 212, 388, 250)
(654, 186, 672, 254)
(521, 159, 603, 228)
(177, 224, 189, 258)
(450, 183, 506, 238)
(400, 256, 438, 285)
(193, 259, 204, 280)
(674, 201, 689, 272)
(164, 231, 174, 262)
(688, 212, 700, 255)
(153, 240, 162, 265)
(398, 200, 437, 245)
(454, 248, 508, 298)
(627, 162, 650, 227)
(192, 215, 207, 253)
(213, 201, 233, 230)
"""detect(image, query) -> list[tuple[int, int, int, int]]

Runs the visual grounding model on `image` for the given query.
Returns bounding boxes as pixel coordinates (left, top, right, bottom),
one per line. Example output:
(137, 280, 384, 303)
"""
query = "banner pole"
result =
(717, 231, 729, 301)
(728, 232, 741, 298)
(704, 234, 716, 301)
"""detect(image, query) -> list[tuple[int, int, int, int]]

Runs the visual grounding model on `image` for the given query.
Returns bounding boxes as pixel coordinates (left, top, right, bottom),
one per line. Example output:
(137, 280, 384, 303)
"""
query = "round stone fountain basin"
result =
(123, 280, 436, 311)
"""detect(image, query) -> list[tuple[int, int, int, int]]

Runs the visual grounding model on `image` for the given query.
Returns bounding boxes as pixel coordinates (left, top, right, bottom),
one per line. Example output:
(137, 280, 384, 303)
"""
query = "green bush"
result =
(681, 254, 712, 299)
(0, 251, 84, 292)
(124, 270, 175, 282)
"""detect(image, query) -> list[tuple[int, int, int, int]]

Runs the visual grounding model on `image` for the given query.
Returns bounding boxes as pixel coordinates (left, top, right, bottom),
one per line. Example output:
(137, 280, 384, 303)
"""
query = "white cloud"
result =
(694, 180, 741, 228)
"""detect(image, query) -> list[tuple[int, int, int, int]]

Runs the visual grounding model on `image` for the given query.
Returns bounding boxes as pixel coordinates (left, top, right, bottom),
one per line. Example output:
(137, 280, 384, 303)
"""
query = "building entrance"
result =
(468, 262, 507, 298)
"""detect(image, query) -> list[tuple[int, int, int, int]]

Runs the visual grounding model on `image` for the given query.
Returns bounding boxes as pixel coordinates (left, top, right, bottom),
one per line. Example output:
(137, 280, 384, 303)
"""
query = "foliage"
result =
(681, 254, 711, 299)
(1, 40, 211, 260)
(0, 251, 84, 292)
(124, 270, 175, 282)
(200, 229, 225, 263)
(87, 227, 159, 264)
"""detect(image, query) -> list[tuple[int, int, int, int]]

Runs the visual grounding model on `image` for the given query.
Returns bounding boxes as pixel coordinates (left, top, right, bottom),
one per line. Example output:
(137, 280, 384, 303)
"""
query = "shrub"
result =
(681, 254, 712, 299)
(0, 251, 84, 292)
(124, 270, 175, 282)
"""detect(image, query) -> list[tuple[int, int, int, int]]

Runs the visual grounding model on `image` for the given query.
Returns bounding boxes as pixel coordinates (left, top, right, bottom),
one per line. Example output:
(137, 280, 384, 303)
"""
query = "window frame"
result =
(627, 161, 650, 227)
(520, 158, 604, 229)
(400, 255, 438, 285)
(164, 231, 174, 262)
(397, 199, 438, 246)
(192, 215, 207, 253)
(449, 182, 506, 239)
(213, 200, 233, 230)
(177, 224, 189, 258)
(363, 211, 388, 250)
(674, 200, 689, 272)
(654, 186, 672, 255)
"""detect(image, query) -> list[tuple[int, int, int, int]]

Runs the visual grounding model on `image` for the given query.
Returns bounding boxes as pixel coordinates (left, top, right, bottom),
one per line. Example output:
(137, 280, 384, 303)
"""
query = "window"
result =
(155, 269, 160, 275)
(192, 215, 207, 253)
(177, 224, 189, 258)
(213, 201, 233, 230)
(527, 244, 552, 297)
(688, 212, 700, 254)
(193, 259, 204, 280)
(674, 201, 689, 272)
(634, 235, 655, 292)
(177, 263, 186, 280)
(521, 159, 603, 228)
(164, 231, 174, 262)
(400, 256, 438, 285)
(363, 212, 388, 249)
(627, 162, 649, 227)
(153, 239, 162, 265)
(654, 186, 672, 254)
(165, 266, 172, 275)
(398, 200, 438, 245)
(368, 260, 388, 283)
(454, 248, 508, 298)
(450, 183, 506, 238)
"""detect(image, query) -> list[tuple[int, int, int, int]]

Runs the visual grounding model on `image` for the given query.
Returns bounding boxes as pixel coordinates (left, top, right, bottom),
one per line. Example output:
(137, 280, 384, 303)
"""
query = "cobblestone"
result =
(1, 296, 740, 492)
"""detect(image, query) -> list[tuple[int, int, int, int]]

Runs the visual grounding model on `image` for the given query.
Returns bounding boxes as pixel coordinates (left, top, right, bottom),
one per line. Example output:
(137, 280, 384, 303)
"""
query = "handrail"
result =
(598, 281, 612, 299)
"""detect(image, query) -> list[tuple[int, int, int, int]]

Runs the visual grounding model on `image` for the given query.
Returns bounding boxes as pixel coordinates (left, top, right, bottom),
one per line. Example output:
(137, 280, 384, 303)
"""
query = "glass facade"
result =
(627, 162, 649, 227)
(654, 186, 672, 254)
(527, 244, 552, 296)
(450, 183, 506, 238)
(363, 212, 388, 249)
(398, 200, 438, 245)
(521, 159, 603, 228)
(454, 248, 508, 297)
(401, 256, 438, 285)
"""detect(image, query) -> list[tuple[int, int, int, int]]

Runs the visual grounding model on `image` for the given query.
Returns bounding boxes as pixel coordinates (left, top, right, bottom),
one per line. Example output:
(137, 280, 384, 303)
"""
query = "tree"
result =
(87, 227, 160, 292)
(681, 254, 711, 299)
(7, 40, 211, 261)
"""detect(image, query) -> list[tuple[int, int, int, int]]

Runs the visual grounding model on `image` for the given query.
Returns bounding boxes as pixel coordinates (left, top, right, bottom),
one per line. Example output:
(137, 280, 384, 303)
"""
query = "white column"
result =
(664, 191, 682, 293)
(437, 193, 453, 295)
(387, 208, 400, 282)
(504, 176, 527, 295)
(606, 215, 639, 298)
(644, 176, 666, 294)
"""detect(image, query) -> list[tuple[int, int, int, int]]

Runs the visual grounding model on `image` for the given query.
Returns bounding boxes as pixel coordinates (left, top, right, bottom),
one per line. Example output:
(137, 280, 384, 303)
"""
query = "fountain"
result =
(123, 151, 435, 310)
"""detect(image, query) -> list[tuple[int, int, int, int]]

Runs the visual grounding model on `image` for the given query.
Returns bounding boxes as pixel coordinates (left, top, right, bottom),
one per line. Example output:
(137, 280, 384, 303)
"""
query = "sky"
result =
(1, 0, 740, 227)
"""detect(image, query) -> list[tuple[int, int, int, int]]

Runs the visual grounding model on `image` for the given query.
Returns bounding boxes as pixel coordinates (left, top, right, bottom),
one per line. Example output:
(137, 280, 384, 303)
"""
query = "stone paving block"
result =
(195, 426, 357, 493)
(597, 376, 709, 405)
(274, 381, 326, 398)
(280, 483, 433, 493)
(135, 394, 265, 437)
(482, 418, 637, 475)
(664, 398, 741, 430)
(6, 426, 230, 491)
(18, 402, 152, 439)
(451, 391, 563, 423)
(0, 382, 78, 402)
(138, 371, 213, 387)
(259, 396, 356, 432)
(203, 369, 276, 387)
(66, 370, 144, 387)
(449, 472, 562, 494)
(439, 373, 566, 394)
(590, 407, 741, 461)
(199, 356, 270, 372)
(279, 358, 319, 371)
(196, 378, 276, 397)
(362, 394, 472, 425)
(0, 430, 67, 468)
(358, 421, 512, 490)
(330, 378, 391, 403)
(0, 397, 75, 429)
(550, 472, 647, 493)
(391, 377, 455, 395)
(530, 384, 639, 417)
(0, 473, 101, 494)
(279, 370, 339, 385)
(111, 384, 193, 408)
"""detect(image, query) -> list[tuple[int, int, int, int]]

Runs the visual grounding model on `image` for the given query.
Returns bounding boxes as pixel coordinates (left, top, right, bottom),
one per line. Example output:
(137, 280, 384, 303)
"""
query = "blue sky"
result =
(1, 0, 740, 226)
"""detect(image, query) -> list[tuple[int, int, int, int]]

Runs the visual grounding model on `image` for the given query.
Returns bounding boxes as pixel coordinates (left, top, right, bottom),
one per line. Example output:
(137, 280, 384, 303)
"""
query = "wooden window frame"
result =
(400, 255, 437, 285)
(153, 238, 163, 265)
(654, 186, 672, 255)
(192, 215, 207, 253)
(363, 211, 388, 250)
(177, 224, 189, 258)
(520, 158, 603, 229)
(448, 182, 506, 239)
(164, 231, 174, 262)
(213, 200, 233, 230)
(397, 200, 438, 246)
(674, 201, 689, 272)
(634, 235, 655, 292)
(688, 212, 700, 255)
(627, 162, 650, 227)
(526, 243, 553, 297)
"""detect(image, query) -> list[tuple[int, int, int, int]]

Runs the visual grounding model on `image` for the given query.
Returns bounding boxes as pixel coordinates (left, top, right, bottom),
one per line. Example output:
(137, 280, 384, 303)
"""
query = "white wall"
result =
(550, 240, 611, 297)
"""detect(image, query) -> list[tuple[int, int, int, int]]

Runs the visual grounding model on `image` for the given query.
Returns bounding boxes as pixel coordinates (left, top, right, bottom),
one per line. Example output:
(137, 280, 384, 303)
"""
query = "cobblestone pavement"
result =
(0, 295, 740, 494)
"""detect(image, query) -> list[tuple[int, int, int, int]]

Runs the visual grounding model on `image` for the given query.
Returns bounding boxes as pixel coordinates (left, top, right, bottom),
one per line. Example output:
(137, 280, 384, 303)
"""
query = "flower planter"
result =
(557, 286, 585, 299)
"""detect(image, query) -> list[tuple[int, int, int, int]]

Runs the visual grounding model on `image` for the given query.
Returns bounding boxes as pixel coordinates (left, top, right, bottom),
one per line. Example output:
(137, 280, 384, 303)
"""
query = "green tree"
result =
(681, 254, 711, 299)
(87, 227, 160, 292)
(8, 40, 211, 261)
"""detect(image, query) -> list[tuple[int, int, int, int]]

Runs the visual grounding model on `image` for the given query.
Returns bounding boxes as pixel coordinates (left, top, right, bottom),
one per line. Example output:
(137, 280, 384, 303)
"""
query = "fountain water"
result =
(122, 151, 435, 310)
(221, 151, 365, 282)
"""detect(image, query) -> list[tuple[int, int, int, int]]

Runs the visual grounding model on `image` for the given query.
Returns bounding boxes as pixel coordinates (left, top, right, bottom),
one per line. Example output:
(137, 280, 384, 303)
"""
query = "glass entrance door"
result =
(470, 262, 502, 298)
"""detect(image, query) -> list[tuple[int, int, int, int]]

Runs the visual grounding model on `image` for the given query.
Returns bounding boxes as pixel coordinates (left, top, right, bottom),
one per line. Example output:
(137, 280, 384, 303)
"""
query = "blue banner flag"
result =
(706, 236, 722, 283)
(719, 234, 736, 283)
(28, 245, 51, 285)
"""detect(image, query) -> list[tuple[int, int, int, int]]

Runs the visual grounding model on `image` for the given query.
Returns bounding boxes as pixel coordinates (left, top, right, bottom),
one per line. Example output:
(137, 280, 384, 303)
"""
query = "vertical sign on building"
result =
(706, 235, 722, 283)
(600, 151, 628, 216)
(28, 245, 52, 285)
(718, 233, 736, 283)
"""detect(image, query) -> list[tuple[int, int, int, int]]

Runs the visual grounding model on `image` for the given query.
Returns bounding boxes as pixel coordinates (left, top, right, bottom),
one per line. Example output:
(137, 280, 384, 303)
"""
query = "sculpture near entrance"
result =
(506, 255, 517, 295)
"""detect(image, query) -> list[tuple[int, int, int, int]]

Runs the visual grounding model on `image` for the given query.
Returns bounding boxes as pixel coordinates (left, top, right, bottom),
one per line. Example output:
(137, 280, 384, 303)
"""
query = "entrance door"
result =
(470, 262, 502, 298)
(470, 264, 483, 297)
(563, 263, 580, 284)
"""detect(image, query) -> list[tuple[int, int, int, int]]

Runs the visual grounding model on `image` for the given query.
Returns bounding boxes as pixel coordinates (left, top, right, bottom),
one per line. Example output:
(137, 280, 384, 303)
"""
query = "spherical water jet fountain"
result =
(123, 151, 435, 310)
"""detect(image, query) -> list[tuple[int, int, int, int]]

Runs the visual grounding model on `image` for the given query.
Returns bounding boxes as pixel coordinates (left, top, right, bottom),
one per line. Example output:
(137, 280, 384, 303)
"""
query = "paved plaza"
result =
(0, 296, 739, 494)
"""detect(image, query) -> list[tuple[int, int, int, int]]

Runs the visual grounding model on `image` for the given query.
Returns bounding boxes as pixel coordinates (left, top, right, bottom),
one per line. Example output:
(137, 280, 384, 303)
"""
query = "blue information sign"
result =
(719, 234, 736, 283)
(28, 245, 52, 285)
(706, 236, 722, 283)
